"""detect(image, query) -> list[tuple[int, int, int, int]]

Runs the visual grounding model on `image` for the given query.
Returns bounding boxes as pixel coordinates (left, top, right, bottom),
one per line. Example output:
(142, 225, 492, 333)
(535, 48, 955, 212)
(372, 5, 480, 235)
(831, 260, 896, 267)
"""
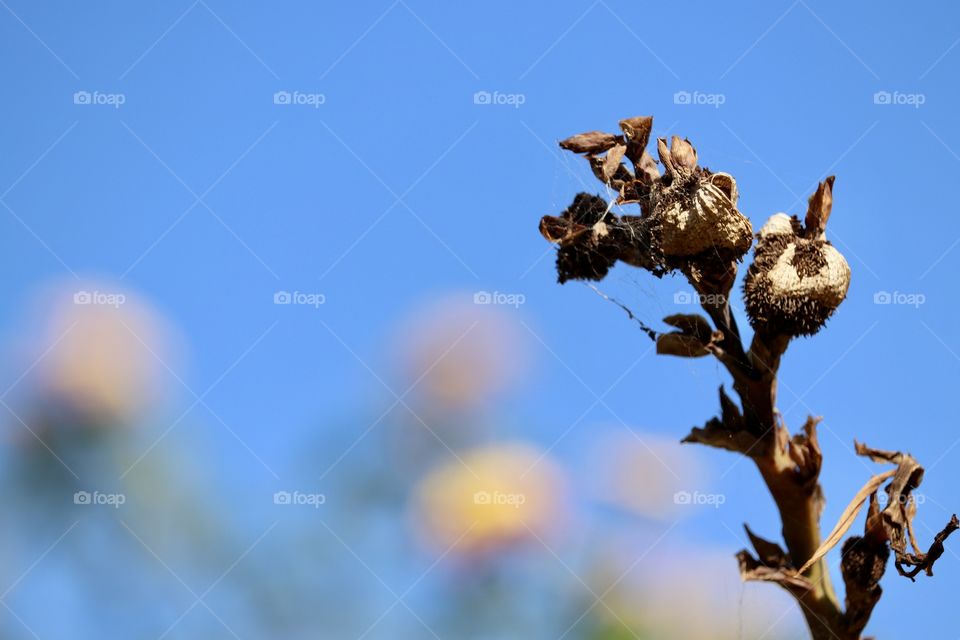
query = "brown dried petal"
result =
(539, 215, 572, 243)
(602, 144, 628, 182)
(559, 131, 622, 154)
(618, 115, 653, 164)
(670, 136, 698, 173)
(804, 176, 835, 238)
(588, 154, 632, 189)
(657, 137, 675, 175)
(710, 172, 738, 207)
(636, 151, 661, 185)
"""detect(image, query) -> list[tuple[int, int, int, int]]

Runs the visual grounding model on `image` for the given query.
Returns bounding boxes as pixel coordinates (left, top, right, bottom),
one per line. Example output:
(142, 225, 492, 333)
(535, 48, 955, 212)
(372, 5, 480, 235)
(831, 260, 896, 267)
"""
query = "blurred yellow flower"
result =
(20, 280, 177, 428)
(413, 442, 566, 553)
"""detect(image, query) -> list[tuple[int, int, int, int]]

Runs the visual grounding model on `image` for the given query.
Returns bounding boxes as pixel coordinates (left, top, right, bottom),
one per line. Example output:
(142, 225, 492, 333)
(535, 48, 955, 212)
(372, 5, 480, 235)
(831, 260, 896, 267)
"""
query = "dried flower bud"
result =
(804, 175, 835, 239)
(670, 136, 698, 175)
(743, 179, 850, 337)
(618, 115, 653, 164)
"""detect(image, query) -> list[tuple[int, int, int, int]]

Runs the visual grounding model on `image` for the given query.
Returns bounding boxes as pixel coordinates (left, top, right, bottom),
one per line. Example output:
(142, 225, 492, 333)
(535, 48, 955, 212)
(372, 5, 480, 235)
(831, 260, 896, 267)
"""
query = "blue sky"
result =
(1, 1, 959, 637)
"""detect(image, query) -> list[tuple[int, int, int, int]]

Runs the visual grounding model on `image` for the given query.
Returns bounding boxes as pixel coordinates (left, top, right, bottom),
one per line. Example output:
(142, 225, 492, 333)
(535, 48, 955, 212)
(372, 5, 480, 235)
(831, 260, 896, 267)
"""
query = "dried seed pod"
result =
(743, 178, 850, 337)
(653, 141, 752, 260)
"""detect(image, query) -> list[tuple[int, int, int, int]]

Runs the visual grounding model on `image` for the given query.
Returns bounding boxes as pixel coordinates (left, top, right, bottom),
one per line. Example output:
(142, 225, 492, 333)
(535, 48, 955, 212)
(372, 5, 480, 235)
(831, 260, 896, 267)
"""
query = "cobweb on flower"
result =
(543, 147, 730, 382)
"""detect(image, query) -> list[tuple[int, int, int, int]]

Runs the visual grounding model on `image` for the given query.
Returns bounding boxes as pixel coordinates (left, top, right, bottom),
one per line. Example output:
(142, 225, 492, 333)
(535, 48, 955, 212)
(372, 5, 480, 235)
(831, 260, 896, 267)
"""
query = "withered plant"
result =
(537, 114, 957, 639)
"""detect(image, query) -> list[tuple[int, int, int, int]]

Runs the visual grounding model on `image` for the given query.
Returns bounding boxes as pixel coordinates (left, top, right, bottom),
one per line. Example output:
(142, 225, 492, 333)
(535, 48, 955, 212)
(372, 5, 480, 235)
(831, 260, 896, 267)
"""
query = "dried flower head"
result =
(542, 116, 752, 284)
(743, 177, 851, 336)
(539, 192, 654, 283)
(653, 136, 752, 259)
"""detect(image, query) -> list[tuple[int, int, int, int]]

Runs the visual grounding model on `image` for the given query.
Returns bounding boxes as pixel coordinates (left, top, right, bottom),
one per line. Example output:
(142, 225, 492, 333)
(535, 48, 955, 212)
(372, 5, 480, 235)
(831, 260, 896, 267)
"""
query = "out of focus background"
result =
(0, 2, 958, 638)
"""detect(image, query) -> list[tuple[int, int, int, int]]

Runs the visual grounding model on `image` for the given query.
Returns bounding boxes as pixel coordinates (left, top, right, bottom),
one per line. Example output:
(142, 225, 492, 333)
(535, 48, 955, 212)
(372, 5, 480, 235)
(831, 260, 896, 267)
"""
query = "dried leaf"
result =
(656, 332, 709, 358)
(855, 441, 924, 560)
(737, 549, 812, 593)
(854, 441, 903, 465)
(744, 524, 789, 567)
(682, 385, 755, 453)
(683, 419, 757, 454)
(855, 441, 957, 580)
(718, 385, 743, 427)
(797, 469, 897, 575)
(787, 415, 823, 487)
(662, 313, 714, 343)
(897, 515, 959, 579)
(559, 131, 621, 154)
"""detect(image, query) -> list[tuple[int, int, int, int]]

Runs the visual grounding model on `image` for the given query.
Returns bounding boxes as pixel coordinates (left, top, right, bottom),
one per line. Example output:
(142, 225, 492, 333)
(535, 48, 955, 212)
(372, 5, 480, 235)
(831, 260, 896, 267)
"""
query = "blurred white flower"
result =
(592, 540, 804, 639)
(587, 429, 706, 520)
(393, 295, 528, 411)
